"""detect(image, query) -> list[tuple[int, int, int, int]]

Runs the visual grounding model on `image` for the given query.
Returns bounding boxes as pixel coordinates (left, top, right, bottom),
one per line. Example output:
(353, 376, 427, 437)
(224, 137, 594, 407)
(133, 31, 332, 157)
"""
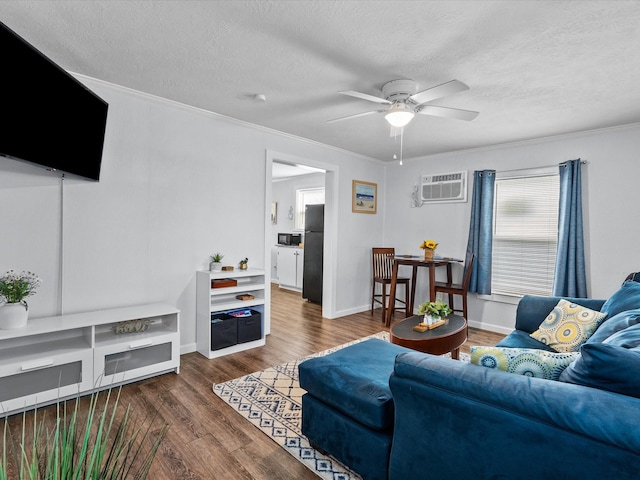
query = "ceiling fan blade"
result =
(417, 105, 479, 121)
(326, 110, 384, 123)
(339, 90, 392, 105)
(409, 80, 469, 106)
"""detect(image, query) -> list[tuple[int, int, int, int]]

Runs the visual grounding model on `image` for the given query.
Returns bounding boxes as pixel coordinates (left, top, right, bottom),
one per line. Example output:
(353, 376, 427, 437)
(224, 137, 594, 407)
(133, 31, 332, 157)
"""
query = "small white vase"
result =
(210, 262, 222, 272)
(0, 303, 29, 329)
(423, 314, 438, 326)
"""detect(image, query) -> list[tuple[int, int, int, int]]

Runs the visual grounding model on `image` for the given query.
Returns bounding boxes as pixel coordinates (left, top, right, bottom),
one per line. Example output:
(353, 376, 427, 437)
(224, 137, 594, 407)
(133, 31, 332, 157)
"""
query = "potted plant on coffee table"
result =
(417, 299, 452, 327)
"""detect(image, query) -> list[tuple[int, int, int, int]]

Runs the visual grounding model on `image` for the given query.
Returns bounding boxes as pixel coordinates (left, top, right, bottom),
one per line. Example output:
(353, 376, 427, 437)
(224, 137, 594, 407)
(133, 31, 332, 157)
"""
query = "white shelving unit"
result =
(0, 303, 180, 417)
(196, 268, 267, 359)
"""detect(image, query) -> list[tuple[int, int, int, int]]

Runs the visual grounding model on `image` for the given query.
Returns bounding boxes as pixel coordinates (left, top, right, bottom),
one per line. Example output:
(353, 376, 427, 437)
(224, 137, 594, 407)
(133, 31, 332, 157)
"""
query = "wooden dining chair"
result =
(433, 253, 475, 319)
(371, 248, 410, 322)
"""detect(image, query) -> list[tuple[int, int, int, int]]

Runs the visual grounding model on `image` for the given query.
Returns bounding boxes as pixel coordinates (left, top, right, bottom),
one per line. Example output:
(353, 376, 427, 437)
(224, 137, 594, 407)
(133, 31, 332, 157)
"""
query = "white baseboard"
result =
(181, 343, 197, 355)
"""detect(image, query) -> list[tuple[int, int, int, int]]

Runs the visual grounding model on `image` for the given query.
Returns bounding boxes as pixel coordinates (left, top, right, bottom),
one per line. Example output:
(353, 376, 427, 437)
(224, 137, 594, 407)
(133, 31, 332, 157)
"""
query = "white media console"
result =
(0, 303, 180, 417)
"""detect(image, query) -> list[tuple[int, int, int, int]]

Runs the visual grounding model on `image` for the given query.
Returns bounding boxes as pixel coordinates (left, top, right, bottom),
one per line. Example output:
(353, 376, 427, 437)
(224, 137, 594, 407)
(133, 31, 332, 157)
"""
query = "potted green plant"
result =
(209, 253, 224, 272)
(239, 257, 248, 270)
(0, 270, 41, 329)
(417, 299, 452, 326)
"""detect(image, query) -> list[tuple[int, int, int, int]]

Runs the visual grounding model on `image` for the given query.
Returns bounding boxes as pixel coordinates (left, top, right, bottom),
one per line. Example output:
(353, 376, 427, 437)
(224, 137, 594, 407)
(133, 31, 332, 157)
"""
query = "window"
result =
(294, 188, 325, 230)
(491, 171, 559, 297)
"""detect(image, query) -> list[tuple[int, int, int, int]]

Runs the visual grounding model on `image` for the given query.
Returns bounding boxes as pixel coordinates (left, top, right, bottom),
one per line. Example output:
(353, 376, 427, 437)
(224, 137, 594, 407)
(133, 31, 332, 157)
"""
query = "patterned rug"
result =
(213, 332, 469, 480)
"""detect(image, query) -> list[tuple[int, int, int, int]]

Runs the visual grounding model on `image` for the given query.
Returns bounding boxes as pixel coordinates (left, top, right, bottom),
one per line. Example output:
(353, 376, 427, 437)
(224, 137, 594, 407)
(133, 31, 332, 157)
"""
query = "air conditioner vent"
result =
(421, 171, 467, 203)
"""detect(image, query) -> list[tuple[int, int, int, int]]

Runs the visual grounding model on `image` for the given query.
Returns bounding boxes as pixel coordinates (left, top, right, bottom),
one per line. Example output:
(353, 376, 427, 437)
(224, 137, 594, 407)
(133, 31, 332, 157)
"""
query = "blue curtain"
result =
(553, 159, 587, 297)
(466, 170, 495, 294)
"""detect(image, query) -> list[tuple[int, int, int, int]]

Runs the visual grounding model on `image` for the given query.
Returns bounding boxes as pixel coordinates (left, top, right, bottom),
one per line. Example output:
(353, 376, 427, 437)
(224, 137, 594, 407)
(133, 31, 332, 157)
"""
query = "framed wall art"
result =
(352, 180, 377, 214)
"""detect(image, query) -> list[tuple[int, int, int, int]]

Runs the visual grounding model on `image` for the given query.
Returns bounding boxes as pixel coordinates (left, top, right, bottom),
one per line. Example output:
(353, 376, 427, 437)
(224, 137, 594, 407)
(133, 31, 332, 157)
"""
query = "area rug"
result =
(213, 332, 469, 480)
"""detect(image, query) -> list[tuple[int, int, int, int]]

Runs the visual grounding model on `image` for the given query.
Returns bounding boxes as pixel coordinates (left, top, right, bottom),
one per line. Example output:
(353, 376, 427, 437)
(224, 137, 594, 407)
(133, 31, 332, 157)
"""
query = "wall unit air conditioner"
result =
(421, 171, 467, 203)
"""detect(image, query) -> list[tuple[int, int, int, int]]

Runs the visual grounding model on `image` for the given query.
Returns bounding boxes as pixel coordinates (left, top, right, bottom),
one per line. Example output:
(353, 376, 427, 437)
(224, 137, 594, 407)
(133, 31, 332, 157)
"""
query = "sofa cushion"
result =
(495, 329, 556, 351)
(559, 343, 640, 398)
(470, 346, 580, 380)
(601, 280, 640, 319)
(587, 308, 640, 344)
(530, 299, 606, 352)
(298, 338, 409, 431)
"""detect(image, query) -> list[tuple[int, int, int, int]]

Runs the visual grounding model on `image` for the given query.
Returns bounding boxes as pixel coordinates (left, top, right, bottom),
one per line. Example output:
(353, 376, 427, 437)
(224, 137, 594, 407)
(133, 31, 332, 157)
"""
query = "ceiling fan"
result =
(327, 79, 479, 128)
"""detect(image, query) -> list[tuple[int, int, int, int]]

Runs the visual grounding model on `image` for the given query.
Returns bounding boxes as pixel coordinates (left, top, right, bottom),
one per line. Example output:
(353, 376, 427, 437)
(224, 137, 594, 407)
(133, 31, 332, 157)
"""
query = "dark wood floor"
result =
(2, 286, 504, 479)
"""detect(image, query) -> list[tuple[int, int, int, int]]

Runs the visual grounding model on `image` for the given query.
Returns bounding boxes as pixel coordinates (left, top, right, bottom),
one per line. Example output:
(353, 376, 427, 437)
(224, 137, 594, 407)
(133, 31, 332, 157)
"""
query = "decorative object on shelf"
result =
(209, 252, 224, 272)
(222, 266, 234, 271)
(417, 299, 452, 329)
(212, 278, 238, 288)
(352, 179, 378, 214)
(0, 270, 41, 330)
(236, 293, 255, 300)
(1, 389, 168, 479)
(420, 239, 438, 260)
(113, 318, 152, 335)
(239, 257, 248, 270)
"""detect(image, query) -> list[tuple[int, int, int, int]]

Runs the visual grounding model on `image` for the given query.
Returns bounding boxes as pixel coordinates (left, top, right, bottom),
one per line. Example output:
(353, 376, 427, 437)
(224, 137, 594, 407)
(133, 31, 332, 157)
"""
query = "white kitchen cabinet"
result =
(277, 246, 304, 291)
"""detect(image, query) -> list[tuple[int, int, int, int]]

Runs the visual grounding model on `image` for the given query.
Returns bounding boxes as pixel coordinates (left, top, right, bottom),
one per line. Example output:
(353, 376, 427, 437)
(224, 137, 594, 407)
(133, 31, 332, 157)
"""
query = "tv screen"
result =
(1, 22, 108, 181)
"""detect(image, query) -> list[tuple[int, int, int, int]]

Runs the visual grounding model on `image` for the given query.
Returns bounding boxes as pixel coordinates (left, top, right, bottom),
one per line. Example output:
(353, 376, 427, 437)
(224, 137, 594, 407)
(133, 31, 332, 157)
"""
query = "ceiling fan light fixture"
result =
(385, 103, 414, 128)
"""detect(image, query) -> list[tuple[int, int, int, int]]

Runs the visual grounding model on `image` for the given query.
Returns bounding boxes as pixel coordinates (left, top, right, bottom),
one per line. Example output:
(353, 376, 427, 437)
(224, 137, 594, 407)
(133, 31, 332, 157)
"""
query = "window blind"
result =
(491, 174, 559, 297)
(295, 188, 325, 230)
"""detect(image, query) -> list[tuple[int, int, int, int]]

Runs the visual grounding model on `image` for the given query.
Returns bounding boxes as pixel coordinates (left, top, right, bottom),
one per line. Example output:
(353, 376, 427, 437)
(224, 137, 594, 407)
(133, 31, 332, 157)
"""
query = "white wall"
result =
(384, 123, 640, 333)
(0, 77, 385, 352)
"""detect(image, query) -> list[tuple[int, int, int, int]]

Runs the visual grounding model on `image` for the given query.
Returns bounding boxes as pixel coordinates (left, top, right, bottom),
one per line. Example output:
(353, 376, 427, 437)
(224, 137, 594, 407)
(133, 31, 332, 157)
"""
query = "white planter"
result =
(210, 262, 223, 272)
(423, 314, 438, 326)
(0, 303, 29, 329)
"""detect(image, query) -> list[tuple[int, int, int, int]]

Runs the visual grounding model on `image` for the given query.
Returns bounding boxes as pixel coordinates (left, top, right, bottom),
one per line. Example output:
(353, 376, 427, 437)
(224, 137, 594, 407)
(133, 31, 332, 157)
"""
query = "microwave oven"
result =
(278, 233, 302, 246)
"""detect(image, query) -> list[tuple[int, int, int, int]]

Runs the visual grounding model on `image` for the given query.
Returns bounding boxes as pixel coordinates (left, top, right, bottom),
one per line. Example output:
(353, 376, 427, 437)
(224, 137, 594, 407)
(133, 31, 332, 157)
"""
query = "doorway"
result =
(264, 150, 338, 333)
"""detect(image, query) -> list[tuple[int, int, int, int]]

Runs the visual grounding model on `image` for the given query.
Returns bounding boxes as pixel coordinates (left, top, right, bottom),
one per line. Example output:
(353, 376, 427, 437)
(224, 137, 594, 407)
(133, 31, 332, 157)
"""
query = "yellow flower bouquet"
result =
(420, 240, 438, 260)
(419, 240, 438, 250)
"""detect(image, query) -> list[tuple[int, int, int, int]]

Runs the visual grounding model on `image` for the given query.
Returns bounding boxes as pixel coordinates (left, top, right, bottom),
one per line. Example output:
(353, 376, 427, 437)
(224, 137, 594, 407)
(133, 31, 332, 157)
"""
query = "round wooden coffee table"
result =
(390, 314, 467, 359)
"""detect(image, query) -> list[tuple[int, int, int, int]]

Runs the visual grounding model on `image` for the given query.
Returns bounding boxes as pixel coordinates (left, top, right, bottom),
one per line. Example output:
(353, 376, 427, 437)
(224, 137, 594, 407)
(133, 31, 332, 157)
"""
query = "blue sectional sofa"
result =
(300, 280, 640, 480)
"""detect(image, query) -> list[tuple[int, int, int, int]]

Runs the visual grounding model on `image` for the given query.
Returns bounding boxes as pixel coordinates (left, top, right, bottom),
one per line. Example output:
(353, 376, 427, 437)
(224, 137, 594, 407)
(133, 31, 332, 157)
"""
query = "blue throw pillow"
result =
(600, 280, 640, 319)
(588, 308, 640, 344)
(559, 343, 640, 398)
(602, 322, 640, 348)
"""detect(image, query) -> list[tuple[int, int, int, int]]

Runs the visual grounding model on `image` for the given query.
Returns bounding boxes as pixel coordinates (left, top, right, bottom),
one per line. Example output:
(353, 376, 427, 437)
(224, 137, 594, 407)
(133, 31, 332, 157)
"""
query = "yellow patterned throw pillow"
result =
(470, 346, 580, 380)
(530, 299, 607, 352)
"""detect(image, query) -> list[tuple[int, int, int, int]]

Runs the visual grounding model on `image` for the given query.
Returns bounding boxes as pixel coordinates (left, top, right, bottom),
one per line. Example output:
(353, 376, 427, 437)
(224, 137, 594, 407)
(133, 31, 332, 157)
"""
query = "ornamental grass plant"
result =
(0, 388, 168, 479)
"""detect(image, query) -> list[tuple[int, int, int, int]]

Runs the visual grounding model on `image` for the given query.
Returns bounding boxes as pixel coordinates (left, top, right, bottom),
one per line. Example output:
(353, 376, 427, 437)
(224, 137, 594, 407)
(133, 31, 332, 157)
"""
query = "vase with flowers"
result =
(0, 270, 41, 329)
(420, 239, 438, 260)
(417, 299, 452, 326)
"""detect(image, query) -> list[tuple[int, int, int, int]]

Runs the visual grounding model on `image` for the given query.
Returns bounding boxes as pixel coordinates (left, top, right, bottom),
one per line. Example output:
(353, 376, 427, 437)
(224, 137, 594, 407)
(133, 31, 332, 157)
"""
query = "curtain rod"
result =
(484, 159, 588, 176)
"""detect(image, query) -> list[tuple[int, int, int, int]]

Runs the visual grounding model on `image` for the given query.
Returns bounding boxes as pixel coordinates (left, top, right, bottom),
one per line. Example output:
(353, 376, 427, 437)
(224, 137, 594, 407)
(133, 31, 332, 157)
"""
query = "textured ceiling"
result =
(2, 0, 640, 162)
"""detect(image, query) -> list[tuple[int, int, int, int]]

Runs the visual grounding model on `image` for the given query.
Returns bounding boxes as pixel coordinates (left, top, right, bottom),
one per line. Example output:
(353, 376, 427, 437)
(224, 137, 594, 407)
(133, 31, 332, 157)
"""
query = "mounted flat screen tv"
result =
(1, 22, 108, 181)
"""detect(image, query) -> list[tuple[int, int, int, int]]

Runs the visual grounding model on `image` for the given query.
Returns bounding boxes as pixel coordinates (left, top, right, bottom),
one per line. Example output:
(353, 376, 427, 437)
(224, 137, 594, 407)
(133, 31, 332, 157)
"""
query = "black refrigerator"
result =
(303, 204, 324, 304)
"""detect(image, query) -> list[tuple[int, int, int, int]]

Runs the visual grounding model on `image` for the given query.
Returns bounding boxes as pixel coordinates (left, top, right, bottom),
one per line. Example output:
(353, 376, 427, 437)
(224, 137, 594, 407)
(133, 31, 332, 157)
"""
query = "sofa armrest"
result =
(515, 295, 606, 333)
(391, 352, 640, 452)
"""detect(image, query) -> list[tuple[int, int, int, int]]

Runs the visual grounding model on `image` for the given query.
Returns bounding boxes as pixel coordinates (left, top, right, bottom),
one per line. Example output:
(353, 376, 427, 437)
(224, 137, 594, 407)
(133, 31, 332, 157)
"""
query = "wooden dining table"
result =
(385, 256, 461, 327)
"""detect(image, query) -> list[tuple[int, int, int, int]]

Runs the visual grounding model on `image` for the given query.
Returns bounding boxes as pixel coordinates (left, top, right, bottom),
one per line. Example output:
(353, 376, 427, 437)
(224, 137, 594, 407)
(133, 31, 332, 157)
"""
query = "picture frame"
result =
(352, 180, 377, 214)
